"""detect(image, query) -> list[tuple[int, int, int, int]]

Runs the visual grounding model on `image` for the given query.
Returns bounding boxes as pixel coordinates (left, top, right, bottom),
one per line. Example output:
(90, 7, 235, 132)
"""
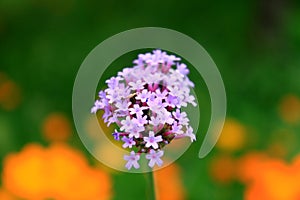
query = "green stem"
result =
(144, 171, 156, 200)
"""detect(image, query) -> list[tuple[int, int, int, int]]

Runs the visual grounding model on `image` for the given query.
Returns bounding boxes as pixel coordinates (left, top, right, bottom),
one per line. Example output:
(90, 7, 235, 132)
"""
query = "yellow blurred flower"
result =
(42, 113, 72, 142)
(238, 153, 300, 200)
(154, 163, 186, 200)
(216, 118, 246, 152)
(2, 143, 113, 200)
(0, 72, 22, 111)
(278, 94, 300, 124)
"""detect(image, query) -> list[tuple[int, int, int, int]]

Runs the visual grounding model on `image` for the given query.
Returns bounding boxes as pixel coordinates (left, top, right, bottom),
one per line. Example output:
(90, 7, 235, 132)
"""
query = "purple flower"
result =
(105, 76, 123, 89)
(147, 98, 167, 115)
(128, 124, 144, 138)
(102, 107, 112, 123)
(107, 114, 119, 126)
(166, 95, 180, 108)
(155, 88, 168, 99)
(146, 149, 164, 167)
(106, 91, 120, 104)
(176, 63, 189, 75)
(112, 130, 120, 140)
(91, 101, 100, 113)
(91, 49, 197, 170)
(172, 109, 189, 125)
(171, 121, 183, 134)
(124, 151, 140, 170)
(132, 114, 148, 126)
(144, 131, 163, 149)
(122, 136, 136, 148)
(98, 90, 106, 98)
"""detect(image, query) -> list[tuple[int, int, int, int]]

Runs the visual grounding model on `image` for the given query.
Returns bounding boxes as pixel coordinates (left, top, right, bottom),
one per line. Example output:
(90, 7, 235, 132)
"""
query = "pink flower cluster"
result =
(91, 50, 197, 170)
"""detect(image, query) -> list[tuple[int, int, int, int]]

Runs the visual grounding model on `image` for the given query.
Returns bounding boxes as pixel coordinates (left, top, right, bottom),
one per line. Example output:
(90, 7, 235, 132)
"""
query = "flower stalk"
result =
(145, 171, 156, 200)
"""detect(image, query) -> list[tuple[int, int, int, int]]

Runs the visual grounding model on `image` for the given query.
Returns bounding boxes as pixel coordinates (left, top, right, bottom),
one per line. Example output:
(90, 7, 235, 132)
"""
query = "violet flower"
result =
(91, 49, 197, 170)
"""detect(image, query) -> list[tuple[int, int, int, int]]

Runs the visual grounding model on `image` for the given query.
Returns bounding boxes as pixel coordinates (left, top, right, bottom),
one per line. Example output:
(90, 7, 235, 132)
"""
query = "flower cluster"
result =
(91, 49, 197, 170)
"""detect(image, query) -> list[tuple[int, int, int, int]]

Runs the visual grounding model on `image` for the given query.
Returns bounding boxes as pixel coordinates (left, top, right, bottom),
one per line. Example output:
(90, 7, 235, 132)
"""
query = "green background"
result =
(1, 0, 300, 199)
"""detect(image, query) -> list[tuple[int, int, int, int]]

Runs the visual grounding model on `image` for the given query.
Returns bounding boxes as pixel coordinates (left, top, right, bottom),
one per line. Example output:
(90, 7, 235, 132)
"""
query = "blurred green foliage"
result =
(1, 0, 300, 199)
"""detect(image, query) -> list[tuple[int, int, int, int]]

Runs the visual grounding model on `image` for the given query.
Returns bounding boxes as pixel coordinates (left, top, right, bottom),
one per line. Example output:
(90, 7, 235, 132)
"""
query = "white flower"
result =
(185, 94, 197, 107)
(146, 149, 164, 168)
(154, 88, 168, 99)
(144, 131, 163, 149)
(185, 126, 196, 142)
(159, 109, 174, 125)
(132, 114, 148, 126)
(120, 116, 133, 132)
(115, 100, 131, 112)
(124, 151, 140, 170)
(172, 109, 189, 125)
(128, 124, 145, 138)
(91, 100, 102, 113)
(129, 79, 145, 91)
(149, 116, 162, 127)
(147, 98, 167, 114)
(135, 89, 150, 102)
(129, 104, 148, 116)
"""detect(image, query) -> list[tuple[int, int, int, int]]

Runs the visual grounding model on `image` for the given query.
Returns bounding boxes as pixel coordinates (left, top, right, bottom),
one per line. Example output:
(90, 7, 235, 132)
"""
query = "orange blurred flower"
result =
(0, 189, 15, 200)
(238, 152, 300, 200)
(0, 72, 21, 111)
(278, 94, 300, 124)
(2, 143, 113, 200)
(237, 152, 270, 183)
(42, 113, 72, 142)
(3, 144, 46, 199)
(209, 154, 236, 184)
(216, 118, 247, 152)
(154, 163, 186, 200)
